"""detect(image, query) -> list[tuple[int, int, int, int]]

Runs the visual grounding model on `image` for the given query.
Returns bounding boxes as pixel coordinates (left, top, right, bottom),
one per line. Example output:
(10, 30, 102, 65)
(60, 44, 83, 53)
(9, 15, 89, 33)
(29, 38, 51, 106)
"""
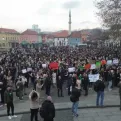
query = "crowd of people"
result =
(0, 45, 121, 120)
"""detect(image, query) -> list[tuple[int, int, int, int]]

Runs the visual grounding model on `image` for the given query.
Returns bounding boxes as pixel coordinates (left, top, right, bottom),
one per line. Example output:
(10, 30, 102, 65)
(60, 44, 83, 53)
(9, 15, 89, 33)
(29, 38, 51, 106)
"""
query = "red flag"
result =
(101, 60, 106, 65)
(49, 62, 59, 70)
(85, 64, 91, 69)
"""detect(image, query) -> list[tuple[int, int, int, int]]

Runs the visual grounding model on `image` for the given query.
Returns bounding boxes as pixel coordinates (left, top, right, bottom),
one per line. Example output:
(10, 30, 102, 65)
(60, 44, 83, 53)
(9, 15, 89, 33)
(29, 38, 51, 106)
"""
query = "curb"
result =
(0, 105, 120, 117)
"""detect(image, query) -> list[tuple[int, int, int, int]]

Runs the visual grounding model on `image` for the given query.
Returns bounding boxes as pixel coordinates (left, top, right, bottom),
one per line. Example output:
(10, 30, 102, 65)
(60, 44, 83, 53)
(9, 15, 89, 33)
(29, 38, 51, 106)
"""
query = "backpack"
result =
(94, 80, 99, 92)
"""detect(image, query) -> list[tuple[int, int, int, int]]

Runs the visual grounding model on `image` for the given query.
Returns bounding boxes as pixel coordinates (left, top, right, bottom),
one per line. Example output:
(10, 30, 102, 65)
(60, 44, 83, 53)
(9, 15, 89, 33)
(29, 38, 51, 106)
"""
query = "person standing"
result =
(40, 96, 55, 121)
(4, 86, 17, 119)
(70, 83, 80, 117)
(0, 74, 7, 105)
(95, 78, 105, 107)
(52, 71, 56, 87)
(57, 75, 64, 97)
(67, 74, 73, 96)
(82, 73, 89, 96)
(118, 80, 121, 110)
(16, 78, 24, 100)
(21, 76, 27, 95)
(29, 90, 39, 121)
(36, 79, 43, 97)
(107, 70, 113, 91)
(45, 74, 51, 96)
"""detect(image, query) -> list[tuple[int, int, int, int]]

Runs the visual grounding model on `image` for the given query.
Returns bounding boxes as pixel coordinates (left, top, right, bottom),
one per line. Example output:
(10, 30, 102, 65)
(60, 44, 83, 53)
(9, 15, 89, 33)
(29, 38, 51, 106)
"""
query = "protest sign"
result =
(91, 64, 96, 69)
(68, 67, 75, 72)
(42, 64, 47, 68)
(22, 69, 27, 74)
(113, 59, 119, 64)
(107, 60, 112, 65)
(27, 68, 32, 72)
(88, 74, 99, 82)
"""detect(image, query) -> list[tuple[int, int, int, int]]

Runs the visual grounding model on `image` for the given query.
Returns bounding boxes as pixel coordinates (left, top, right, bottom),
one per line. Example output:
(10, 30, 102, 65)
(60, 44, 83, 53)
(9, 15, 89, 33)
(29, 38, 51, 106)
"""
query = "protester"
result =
(29, 90, 39, 121)
(4, 86, 17, 119)
(36, 79, 43, 97)
(70, 83, 81, 117)
(57, 75, 64, 97)
(40, 96, 55, 121)
(118, 80, 121, 110)
(95, 76, 105, 107)
(16, 78, 24, 100)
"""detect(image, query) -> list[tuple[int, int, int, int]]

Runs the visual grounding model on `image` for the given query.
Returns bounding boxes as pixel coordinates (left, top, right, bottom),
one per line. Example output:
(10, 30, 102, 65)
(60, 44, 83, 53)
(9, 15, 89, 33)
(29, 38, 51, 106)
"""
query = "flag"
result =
(96, 61, 101, 67)
(85, 64, 91, 69)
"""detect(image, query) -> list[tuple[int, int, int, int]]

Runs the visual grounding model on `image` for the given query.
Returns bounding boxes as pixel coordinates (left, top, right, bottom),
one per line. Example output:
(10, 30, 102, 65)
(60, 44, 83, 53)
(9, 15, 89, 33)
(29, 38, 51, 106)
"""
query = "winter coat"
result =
(71, 87, 81, 102)
(40, 100, 55, 120)
(4, 90, 13, 103)
(57, 78, 63, 89)
(97, 80, 105, 92)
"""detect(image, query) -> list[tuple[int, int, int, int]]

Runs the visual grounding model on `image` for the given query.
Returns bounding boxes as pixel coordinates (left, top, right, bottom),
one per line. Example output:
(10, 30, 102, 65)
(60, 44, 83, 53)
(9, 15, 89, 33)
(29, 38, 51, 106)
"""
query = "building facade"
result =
(53, 30, 69, 46)
(0, 28, 20, 51)
(68, 31, 82, 46)
(20, 29, 38, 44)
(32, 24, 41, 33)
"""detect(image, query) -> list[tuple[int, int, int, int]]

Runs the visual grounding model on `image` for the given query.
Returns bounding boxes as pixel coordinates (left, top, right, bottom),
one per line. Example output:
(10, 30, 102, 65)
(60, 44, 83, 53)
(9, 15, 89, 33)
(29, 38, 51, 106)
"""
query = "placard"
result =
(88, 74, 99, 82)
(107, 60, 112, 65)
(22, 69, 27, 74)
(113, 59, 119, 64)
(91, 64, 96, 69)
(42, 64, 47, 68)
(68, 67, 75, 72)
(27, 68, 32, 72)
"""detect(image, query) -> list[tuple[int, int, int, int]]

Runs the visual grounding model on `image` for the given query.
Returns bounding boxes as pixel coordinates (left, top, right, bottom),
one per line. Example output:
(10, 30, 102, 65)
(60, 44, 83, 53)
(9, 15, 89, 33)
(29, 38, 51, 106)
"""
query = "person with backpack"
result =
(95, 77, 105, 107)
(40, 96, 55, 121)
(70, 83, 81, 117)
(29, 90, 39, 121)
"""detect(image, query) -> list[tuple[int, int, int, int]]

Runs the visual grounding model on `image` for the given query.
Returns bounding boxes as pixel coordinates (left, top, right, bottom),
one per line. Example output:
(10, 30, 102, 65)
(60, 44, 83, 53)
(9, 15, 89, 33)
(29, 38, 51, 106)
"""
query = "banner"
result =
(96, 61, 101, 68)
(22, 69, 27, 74)
(113, 59, 119, 64)
(107, 60, 112, 65)
(68, 67, 75, 72)
(42, 64, 47, 68)
(88, 74, 99, 82)
(91, 64, 96, 69)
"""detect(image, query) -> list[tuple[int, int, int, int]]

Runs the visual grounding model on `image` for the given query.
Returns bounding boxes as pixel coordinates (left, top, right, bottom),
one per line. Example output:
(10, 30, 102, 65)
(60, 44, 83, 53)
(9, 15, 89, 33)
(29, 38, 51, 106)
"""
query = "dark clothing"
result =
(71, 88, 81, 102)
(72, 77, 76, 88)
(40, 100, 55, 121)
(4, 90, 13, 103)
(57, 78, 63, 89)
(30, 108, 38, 121)
(45, 77, 51, 96)
(82, 77, 89, 95)
(97, 80, 105, 92)
(107, 72, 113, 81)
(7, 102, 14, 116)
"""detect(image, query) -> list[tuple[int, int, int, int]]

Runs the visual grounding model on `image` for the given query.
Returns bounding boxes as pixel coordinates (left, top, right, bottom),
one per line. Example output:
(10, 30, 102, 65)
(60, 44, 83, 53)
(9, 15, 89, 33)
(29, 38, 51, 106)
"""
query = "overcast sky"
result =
(0, 0, 101, 32)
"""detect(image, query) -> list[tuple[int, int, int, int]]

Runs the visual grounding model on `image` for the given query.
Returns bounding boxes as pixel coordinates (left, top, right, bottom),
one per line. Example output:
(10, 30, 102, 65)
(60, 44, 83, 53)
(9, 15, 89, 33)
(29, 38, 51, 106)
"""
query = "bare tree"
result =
(96, 0, 121, 39)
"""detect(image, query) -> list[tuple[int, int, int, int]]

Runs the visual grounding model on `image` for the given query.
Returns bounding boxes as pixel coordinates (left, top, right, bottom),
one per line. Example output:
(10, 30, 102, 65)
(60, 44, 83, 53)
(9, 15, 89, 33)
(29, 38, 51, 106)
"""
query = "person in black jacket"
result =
(96, 79, 105, 107)
(57, 75, 64, 97)
(82, 73, 89, 96)
(44, 74, 51, 96)
(40, 96, 55, 121)
(71, 84, 81, 117)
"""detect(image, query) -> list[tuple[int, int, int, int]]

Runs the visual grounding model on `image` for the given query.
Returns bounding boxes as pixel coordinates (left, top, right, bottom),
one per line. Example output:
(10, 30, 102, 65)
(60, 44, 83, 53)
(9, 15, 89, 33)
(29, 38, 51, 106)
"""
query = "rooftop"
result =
(0, 28, 19, 34)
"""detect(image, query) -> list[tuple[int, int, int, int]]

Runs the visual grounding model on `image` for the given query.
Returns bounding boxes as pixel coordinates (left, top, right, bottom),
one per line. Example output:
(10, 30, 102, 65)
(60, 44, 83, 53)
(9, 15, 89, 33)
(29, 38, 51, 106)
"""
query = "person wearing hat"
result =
(40, 96, 55, 121)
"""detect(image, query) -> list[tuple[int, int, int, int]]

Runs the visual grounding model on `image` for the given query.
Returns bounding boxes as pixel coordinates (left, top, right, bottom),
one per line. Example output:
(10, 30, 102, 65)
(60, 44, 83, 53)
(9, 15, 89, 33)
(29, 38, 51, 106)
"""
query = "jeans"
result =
(96, 91, 104, 106)
(72, 101, 79, 115)
(30, 108, 38, 121)
(108, 81, 112, 90)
